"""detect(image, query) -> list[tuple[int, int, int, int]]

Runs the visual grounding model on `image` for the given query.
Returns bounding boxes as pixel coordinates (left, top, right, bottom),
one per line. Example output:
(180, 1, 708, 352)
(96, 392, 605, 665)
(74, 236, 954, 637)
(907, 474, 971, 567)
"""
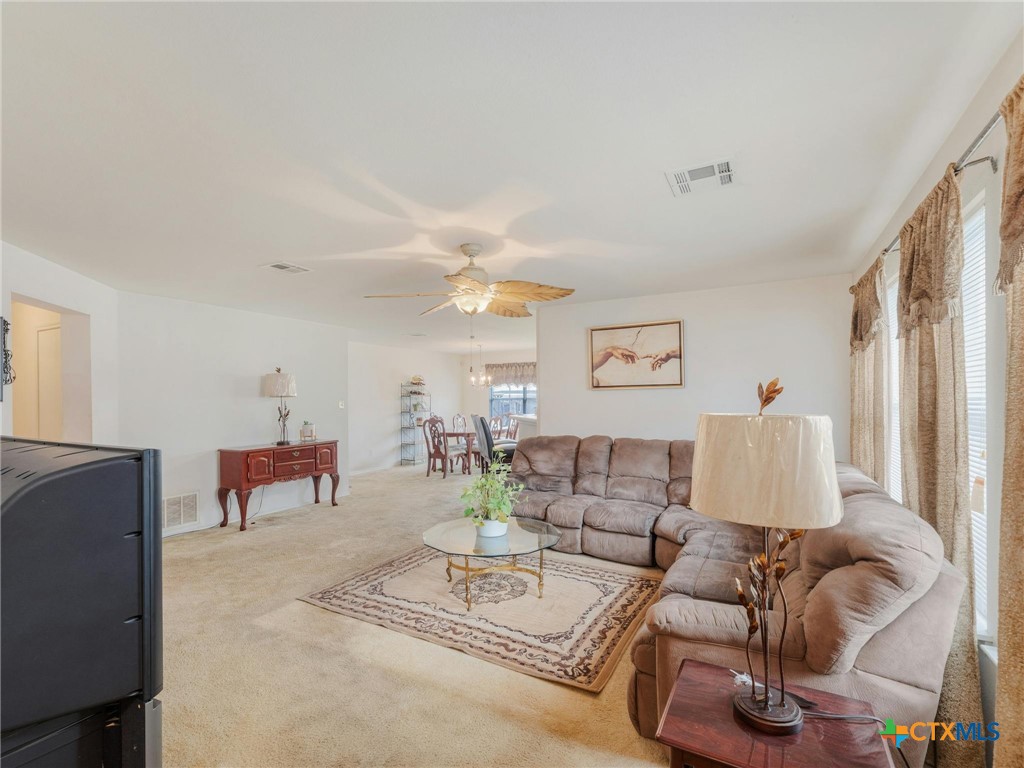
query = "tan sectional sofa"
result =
(509, 435, 964, 768)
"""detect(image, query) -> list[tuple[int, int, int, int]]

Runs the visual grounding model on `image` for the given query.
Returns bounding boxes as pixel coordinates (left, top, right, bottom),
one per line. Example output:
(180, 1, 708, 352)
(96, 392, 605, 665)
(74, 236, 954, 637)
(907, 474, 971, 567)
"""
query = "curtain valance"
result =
(897, 163, 964, 337)
(849, 256, 887, 352)
(485, 362, 536, 387)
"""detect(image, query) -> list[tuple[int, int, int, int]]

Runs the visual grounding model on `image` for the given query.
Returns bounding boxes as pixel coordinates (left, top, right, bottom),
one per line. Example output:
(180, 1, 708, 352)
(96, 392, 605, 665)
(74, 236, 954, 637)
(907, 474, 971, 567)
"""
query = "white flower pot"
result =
(477, 519, 509, 537)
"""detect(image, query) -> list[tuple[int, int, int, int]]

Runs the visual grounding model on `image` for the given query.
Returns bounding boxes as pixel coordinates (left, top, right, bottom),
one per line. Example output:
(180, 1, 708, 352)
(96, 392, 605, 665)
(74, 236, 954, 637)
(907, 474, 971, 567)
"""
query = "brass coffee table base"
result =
(446, 551, 545, 610)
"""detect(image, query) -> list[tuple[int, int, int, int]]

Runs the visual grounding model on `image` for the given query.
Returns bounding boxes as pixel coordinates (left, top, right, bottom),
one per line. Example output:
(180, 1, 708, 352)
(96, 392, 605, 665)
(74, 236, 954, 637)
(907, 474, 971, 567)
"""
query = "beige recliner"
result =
(628, 463, 964, 768)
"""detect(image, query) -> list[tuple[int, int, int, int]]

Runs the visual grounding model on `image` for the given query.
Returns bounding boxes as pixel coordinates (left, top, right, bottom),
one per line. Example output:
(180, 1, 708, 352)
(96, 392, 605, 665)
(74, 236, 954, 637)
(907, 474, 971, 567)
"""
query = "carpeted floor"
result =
(162, 465, 667, 768)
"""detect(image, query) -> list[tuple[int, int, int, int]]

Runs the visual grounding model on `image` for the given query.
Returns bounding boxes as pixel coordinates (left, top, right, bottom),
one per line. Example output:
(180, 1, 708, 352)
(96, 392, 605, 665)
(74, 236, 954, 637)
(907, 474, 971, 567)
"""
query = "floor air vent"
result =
(163, 492, 199, 529)
(665, 159, 735, 197)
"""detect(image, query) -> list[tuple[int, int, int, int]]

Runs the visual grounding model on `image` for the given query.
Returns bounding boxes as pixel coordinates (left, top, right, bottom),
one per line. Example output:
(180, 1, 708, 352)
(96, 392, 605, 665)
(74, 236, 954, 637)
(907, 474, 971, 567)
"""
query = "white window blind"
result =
(962, 205, 987, 629)
(887, 277, 902, 504)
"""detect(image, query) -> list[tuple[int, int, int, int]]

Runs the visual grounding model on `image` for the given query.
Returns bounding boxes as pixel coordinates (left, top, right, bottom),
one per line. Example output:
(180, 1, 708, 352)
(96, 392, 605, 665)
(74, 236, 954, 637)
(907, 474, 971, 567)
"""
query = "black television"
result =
(1, 437, 163, 767)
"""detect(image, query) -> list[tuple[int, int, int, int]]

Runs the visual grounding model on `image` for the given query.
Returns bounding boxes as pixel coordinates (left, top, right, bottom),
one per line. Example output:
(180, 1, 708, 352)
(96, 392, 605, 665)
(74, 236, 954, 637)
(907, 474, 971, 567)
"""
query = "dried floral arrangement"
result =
(757, 378, 784, 415)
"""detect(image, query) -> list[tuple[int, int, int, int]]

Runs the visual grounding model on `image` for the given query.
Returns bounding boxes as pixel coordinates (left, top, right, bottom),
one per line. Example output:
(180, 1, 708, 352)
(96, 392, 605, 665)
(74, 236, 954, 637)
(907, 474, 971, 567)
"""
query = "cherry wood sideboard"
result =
(217, 439, 340, 531)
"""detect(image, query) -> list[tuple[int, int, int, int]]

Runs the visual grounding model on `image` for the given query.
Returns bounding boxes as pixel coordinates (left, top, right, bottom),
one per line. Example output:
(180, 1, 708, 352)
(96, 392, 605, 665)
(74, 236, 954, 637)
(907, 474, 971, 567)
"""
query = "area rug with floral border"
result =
(301, 546, 661, 692)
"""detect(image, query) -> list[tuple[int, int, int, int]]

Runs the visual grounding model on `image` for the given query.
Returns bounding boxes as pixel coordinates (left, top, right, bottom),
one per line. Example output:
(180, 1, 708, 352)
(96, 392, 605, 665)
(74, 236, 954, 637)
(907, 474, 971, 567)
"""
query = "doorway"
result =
(9, 298, 91, 442)
(11, 302, 62, 440)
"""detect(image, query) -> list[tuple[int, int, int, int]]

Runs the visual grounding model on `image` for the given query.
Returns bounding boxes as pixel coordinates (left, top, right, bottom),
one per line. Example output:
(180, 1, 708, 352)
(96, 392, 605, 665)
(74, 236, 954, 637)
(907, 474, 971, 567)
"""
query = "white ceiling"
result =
(3, 3, 1021, 352)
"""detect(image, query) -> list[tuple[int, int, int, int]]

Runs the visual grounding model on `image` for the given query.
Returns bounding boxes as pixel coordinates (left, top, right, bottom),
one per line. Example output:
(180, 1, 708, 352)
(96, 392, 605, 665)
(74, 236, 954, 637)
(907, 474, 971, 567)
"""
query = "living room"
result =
(1, 3, 1021, 768)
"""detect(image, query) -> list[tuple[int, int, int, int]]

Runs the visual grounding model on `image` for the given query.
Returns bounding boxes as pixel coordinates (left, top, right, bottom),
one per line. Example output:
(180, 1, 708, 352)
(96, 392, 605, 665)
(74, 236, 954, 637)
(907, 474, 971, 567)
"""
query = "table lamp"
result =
(690, 381, 842, 735)
(261, 367, 297, 445)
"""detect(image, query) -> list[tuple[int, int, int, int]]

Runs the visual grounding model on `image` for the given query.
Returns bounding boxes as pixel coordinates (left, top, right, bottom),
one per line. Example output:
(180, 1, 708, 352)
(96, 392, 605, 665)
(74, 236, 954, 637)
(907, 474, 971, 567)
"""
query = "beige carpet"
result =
(162, 465, 667, 767)
(302, 546, 660, 692)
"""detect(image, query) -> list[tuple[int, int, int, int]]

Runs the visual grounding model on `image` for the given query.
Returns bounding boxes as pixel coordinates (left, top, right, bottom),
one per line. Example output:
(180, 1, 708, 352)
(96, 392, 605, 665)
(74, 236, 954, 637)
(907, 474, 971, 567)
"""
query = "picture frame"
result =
(588, 319, 684, 390)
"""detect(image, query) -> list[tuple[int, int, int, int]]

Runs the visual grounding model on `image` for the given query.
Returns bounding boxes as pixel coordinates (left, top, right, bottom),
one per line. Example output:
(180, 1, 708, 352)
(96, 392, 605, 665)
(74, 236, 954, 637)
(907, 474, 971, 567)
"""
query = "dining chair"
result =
(422, 416, 465, 478)
(488, 415, 504, 439)
(450, 413, 470, 473)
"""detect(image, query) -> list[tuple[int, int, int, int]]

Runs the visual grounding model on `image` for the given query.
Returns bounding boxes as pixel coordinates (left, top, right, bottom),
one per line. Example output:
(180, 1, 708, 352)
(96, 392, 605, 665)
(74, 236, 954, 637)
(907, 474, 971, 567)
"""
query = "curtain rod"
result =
(881, 109, 1003, 256)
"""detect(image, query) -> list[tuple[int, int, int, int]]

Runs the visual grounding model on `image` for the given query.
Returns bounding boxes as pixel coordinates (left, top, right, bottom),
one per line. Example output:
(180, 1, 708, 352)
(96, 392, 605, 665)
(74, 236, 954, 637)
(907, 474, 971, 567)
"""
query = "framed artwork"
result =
(589, 319, 683, 389)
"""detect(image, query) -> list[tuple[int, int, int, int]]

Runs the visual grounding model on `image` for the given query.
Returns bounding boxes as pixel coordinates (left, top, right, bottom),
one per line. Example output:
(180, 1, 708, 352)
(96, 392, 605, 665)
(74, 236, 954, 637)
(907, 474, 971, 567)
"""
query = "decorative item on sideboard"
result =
(689, 379, 843, 735)
(261, 367, 297, 445)
(300, 421, 316, 442)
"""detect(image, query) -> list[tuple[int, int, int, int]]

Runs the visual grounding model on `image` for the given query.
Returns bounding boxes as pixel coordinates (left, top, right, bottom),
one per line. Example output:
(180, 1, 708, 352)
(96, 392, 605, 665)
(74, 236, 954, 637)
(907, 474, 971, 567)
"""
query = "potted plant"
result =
(300, 420, 316, 441)
(461, 458, 524, 537)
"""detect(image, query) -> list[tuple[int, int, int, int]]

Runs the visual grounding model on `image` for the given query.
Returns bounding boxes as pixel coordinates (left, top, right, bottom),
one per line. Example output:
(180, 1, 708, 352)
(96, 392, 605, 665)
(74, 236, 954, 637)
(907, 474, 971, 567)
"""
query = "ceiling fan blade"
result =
(486, 300, 532, 318)
(444, 273, 490, 294)
(420, 298, 456, 316)
(488, 280, 574, 302)
(364, 292, 455, 298)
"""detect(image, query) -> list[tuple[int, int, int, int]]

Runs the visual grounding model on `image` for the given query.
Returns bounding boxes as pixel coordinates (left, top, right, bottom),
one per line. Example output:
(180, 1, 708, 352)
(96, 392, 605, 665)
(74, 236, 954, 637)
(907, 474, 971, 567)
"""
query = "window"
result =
(962, 204, 988, 632)
(489, 384, 536, 419)
(887, 276, 902, 504)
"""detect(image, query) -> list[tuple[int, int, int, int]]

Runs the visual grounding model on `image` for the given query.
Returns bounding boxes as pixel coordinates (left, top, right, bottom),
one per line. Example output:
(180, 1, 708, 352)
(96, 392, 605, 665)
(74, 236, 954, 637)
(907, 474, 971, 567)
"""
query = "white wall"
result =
(536, 274, 852, 459)
(460, 348, 536, 420)
(347, 341, 462, 474)
(857, 31, 1023, 277)
(116, 292, 351, 533)
(2, 241, 117, 442)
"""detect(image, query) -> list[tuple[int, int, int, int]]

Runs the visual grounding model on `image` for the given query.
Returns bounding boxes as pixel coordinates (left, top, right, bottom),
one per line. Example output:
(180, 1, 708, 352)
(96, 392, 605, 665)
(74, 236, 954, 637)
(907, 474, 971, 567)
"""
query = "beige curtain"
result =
(849, 256, 889, 488)
(484, 362, 536, 387)
(898, 163, 984, 768)
(995, 74, 1024, 768)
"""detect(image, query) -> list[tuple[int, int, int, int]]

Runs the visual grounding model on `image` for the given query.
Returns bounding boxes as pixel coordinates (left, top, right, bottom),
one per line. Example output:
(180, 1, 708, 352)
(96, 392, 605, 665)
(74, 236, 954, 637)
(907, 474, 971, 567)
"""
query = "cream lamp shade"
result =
(261, 371, 297, 398)
(690, 413, 843, 530)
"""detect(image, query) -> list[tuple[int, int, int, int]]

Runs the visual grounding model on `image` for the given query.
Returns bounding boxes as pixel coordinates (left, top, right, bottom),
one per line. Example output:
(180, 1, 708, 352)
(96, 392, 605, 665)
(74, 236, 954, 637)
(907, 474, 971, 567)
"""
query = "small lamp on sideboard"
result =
(261, 367, 297, 445)
(690, 385, 843, 735)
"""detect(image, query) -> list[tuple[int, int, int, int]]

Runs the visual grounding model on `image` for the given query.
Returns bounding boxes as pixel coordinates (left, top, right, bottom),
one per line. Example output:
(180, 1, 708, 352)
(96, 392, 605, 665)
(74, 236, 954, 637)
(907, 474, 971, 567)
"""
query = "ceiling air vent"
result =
(665, 159, 735, 197)
(263, 261, 311, 274)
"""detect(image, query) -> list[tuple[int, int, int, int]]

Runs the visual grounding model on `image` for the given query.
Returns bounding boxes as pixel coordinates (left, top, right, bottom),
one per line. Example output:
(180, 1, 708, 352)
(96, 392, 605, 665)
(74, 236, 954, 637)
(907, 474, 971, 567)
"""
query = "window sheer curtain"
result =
(898, 162, 984, 768)
(849, 256, 889, 487)
(995, 74, 1024, 768)
(484, 362, 536, 387)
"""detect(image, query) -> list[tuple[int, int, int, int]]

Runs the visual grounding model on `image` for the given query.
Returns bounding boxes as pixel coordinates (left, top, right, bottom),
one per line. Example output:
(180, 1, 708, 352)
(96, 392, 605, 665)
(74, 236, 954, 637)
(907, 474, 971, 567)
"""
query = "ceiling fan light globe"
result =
(453, 294, 491, 315)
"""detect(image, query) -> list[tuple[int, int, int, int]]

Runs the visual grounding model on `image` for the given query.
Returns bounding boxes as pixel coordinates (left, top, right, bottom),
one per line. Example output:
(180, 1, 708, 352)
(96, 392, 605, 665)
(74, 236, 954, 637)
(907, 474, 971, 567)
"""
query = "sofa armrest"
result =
(646, 594, 806, 660)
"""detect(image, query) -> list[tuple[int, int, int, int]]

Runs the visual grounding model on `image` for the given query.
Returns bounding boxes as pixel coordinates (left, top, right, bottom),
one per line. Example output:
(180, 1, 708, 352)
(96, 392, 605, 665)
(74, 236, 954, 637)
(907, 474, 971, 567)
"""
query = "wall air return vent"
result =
(665, 159, 735, 197)
(263, 262, 311, 274)
(163, 491, 199, 530)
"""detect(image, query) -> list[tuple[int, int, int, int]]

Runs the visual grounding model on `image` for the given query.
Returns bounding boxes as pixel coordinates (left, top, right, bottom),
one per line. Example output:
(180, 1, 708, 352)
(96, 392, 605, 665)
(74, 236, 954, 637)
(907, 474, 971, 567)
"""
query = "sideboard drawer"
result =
(274, 446, 315, 463)
(275, 459, 315, 477)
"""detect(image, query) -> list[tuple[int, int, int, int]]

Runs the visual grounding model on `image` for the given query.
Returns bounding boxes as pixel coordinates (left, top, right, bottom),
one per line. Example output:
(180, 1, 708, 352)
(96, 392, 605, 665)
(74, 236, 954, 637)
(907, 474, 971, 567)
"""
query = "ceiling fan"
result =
(364, 243, 574, 317)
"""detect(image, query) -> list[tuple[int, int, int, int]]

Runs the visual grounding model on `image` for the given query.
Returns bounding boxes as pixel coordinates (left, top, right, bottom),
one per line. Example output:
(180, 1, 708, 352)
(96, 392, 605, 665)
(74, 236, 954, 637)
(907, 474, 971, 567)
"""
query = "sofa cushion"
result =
(513, 490, 561, 521)
(661, 556, 746, 603)
(581, 527, 654, 566)
(508, 436, 579, 494)
(606, 438, 671, 506)
(574, 435, 613, 497)
(654, 505, 754, 546)
(680, 529, 762, 564)
(667, 440, 695, 506)
(800, 485, 945, 675)
(835, 462, 889, 499)
(546, 494, 602, 529)
(583, 499, 663, 537)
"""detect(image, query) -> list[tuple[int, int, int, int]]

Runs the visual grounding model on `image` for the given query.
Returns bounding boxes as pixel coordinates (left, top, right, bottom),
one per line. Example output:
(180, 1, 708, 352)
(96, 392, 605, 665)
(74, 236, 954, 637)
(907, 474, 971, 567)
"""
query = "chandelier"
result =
(467, 315, 492, 388)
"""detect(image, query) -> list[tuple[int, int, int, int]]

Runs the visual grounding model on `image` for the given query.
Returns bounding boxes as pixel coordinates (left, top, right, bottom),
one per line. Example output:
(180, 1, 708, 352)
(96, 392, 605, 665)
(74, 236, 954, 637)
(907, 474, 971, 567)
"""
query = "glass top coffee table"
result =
(422, 517, 561, 610)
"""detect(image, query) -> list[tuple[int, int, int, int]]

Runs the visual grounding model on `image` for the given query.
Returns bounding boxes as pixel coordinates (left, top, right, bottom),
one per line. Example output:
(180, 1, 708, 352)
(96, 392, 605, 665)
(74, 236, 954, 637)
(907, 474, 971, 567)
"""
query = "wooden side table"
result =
(656, 660, 894, 768)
